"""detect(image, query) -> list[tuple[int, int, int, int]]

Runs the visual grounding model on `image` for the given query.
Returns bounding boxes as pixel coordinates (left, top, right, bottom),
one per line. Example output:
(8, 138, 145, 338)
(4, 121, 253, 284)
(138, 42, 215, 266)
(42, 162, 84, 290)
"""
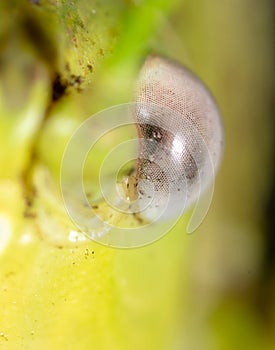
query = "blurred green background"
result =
(0, 0, 274, 349)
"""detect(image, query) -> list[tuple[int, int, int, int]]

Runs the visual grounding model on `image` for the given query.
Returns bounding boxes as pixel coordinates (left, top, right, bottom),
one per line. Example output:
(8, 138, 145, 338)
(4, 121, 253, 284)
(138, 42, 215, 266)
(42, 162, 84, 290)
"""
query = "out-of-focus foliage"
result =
(0, 0, 274, 350)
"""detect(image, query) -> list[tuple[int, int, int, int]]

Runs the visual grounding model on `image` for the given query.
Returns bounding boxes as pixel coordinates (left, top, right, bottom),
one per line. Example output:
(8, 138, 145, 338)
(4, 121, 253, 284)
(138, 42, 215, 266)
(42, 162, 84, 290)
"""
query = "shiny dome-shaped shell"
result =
(133, 55, 224, 221)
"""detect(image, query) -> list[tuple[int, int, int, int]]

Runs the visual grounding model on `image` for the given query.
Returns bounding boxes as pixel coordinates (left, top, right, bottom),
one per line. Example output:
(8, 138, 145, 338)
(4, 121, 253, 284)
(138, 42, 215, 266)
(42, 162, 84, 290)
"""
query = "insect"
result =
(60, 55, 224, 247)
(125, 55, 224, 221)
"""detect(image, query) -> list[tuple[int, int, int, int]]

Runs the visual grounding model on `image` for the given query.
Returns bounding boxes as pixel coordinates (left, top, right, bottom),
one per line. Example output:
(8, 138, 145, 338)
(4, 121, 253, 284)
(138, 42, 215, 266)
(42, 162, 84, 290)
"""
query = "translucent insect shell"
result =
(132, 55, 224, 221)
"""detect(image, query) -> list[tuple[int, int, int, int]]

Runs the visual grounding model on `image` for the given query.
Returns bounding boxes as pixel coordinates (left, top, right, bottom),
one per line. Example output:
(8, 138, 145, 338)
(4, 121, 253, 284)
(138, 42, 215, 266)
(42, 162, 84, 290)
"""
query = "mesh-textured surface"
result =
(134, 55, 224, 221)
